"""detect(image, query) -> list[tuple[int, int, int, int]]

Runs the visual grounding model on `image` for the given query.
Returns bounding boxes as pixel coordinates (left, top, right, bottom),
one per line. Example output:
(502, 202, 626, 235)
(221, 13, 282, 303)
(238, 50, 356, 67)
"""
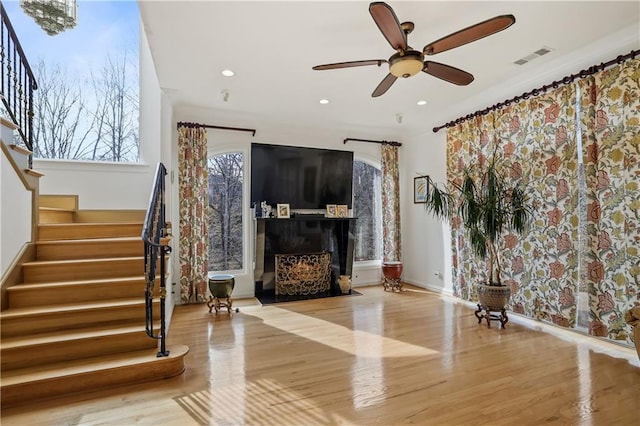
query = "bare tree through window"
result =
(31, 55, 139, 162)
(208, 152, 244, 271)
(353, 160, 382, 261)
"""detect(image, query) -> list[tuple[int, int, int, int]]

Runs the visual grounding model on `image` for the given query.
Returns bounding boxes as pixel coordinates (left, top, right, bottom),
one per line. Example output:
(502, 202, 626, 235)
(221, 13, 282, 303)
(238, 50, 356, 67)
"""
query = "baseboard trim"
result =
(402, 278, 454, 297)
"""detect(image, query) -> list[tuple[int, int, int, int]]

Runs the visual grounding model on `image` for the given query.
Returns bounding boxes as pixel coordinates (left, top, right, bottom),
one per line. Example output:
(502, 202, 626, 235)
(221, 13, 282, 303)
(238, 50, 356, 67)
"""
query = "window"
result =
(5, 1, 140, 162)
(353, 160, 382, 261)
(208, 152, 244, 271)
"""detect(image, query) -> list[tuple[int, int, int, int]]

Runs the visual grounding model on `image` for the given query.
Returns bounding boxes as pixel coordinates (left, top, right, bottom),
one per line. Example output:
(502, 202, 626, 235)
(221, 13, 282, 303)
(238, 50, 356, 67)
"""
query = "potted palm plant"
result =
(424, 151, 532, 314)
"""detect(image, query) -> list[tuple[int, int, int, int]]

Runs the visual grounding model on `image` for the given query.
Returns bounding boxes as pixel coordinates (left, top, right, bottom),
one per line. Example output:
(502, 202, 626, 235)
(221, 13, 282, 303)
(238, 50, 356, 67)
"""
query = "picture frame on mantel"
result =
(336, 205, 348, 218)
(326, 204, 337, 217)
(277, 203, 290, 218)
(414, 176, 429, 204)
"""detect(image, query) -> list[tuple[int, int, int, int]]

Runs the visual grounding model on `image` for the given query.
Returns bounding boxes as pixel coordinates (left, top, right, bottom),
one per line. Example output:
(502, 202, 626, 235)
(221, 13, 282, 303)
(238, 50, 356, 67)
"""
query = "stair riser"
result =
(39, 224, 142, 241)
(36, 239, 144, 261)
(23, 258, 148, 283)
(39, 195, 78, 210)
(1, 332, 157, 370)
(39, 210, 75, 224)
(7, 279, 161, 308)
(1, 304, 160, 338)
(0, 355, 186, 408)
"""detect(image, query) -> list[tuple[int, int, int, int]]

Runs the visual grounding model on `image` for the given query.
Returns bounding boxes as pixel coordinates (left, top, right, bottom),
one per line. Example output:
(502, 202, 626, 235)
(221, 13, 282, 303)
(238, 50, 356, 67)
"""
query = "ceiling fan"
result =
(312, 2, 515, 97)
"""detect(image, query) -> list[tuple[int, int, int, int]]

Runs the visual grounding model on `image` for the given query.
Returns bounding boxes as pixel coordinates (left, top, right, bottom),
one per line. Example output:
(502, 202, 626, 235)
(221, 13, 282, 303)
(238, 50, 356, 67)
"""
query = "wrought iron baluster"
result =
(142, 163, 171, 357)
(1, 3, 38, 164)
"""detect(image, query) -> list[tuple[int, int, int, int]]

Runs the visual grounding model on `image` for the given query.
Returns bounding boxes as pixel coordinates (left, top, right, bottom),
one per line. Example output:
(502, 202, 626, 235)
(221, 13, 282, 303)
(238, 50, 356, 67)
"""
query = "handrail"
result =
(142, 162, 172, 357)
(0, 2, 38, 165)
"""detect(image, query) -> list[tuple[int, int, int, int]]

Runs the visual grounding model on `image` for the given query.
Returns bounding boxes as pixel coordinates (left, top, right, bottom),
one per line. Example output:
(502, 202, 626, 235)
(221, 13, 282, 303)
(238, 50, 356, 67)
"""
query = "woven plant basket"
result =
(477, 284, 511, 310)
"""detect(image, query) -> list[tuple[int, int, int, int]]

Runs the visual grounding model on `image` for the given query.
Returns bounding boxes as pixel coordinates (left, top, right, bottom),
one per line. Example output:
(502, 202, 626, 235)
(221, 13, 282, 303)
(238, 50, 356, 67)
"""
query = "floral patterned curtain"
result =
(579, 58, 640, 345)
(446, 114, 496, 300)
(178, 126, 209, 304)
(494, 85, 580, 328)
(446, 85, 580, 328)
(381, 143, 401, 262)
(444, 56, 639, 347)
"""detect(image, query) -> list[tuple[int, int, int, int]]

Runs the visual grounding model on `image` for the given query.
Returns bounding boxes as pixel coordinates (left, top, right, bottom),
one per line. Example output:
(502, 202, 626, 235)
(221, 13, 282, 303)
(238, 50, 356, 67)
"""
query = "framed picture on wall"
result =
(414, 176, 429, 204)
(336, 205, 348, 218)
(326, 204, 337, 217)
(277, 204, 290, 218)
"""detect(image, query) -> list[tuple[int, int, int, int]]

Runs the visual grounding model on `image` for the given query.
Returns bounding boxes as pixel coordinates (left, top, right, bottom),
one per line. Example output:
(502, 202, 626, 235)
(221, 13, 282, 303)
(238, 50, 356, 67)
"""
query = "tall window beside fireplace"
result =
(208, 152, 244, 271)
(353, 159, 382, 262)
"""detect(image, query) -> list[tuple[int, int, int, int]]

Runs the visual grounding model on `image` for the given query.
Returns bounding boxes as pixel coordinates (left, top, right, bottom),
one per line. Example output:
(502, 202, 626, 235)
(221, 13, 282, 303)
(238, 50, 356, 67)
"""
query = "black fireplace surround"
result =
(254, 217, 356, 298)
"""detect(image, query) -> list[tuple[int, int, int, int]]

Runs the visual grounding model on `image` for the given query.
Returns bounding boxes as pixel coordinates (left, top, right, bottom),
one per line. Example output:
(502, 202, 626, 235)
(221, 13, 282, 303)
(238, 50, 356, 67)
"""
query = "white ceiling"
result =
(138, 1, 640, 138)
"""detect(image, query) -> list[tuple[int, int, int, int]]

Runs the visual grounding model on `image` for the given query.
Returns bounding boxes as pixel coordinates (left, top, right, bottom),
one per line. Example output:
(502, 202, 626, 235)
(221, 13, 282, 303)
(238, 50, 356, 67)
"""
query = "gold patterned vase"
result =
(338, 275, 351, 294)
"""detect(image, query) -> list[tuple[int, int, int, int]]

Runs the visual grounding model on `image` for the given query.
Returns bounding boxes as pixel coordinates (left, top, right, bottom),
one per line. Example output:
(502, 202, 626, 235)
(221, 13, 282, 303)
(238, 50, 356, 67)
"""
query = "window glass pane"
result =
(353, 160, 382, 261)
(208, 153, 244, 271)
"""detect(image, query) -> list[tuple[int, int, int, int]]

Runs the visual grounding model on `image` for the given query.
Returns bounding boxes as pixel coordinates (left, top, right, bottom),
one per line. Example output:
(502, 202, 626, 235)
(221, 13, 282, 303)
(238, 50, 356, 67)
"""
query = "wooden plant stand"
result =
(207, 296, 233, 315)
(475, 304, 508, 328)
(383, 277, 403, 292)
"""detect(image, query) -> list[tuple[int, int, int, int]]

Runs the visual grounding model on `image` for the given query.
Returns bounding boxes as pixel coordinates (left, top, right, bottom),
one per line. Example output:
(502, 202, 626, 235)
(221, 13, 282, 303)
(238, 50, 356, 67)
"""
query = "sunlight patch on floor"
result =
(243, 306, 439, 358)
(174, 379, 355, 426)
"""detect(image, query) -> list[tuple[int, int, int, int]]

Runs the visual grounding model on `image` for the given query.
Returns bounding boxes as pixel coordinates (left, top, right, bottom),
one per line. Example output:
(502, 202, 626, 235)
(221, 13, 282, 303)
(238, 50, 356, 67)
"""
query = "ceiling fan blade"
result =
(372, 73, 397, 97)
(423, 14, 516, 55)
(312, 60, 387, 71)
(369, 2, 407, 52)
(423, 61, 474, 86)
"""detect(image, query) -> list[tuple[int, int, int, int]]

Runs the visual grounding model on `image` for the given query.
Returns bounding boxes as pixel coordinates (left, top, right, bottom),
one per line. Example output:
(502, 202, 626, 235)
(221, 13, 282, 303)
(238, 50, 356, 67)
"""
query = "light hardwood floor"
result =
(1, 285, 638, 425)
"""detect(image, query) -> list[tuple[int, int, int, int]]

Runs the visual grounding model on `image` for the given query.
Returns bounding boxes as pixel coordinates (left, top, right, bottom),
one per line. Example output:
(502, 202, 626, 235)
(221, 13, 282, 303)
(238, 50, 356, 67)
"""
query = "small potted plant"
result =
(423, 151, 532, 312)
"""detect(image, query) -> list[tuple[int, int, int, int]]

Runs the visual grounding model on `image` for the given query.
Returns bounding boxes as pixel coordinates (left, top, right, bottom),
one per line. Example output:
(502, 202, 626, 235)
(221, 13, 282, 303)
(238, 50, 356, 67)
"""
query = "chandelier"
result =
(20, 0, 77, 36)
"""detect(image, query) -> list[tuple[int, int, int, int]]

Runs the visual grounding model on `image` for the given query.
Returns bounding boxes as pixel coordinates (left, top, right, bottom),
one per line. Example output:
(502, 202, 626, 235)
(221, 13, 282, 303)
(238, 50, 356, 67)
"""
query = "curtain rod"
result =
(344, 138, 402, 147)
(177, 121, 256, 136)
(432, 49, 639, 133)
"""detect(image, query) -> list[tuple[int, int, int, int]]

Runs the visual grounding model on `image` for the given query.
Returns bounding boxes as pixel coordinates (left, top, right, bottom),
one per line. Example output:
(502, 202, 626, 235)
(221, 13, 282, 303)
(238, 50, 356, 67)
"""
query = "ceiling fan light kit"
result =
(312, 1, 515, 97)
(389, 51, 424, 78)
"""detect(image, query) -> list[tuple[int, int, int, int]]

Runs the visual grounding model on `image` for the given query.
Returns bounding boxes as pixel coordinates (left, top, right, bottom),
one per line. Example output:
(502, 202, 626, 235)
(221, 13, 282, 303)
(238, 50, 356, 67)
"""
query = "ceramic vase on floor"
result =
(338, 275, 351, 294)
(382, 261, 403, 292)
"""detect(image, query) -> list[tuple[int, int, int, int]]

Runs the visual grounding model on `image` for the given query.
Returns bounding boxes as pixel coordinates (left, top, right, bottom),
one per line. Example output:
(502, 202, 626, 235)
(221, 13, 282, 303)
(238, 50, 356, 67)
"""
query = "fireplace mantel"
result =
(253, 217, 356, 296)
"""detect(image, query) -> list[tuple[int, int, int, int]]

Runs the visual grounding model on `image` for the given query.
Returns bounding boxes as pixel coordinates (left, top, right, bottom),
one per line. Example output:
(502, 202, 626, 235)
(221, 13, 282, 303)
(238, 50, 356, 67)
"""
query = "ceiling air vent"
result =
(514, 46, 554, 65)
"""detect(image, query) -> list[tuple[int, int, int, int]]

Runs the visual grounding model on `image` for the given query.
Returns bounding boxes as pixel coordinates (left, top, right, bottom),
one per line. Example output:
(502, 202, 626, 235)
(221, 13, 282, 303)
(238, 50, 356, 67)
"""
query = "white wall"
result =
(400, 128, 452, 294)
(399, 24, 640, 295)
(1, 130, 33, 277)
(32, 160, 154, 209)
(160, 91, 176, 317)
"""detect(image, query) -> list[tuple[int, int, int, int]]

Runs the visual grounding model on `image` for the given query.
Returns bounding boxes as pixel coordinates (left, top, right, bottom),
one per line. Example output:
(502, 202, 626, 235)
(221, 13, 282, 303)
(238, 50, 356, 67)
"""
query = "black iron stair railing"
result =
(142, 162, 171, 357)
(0, 2, 37, 163)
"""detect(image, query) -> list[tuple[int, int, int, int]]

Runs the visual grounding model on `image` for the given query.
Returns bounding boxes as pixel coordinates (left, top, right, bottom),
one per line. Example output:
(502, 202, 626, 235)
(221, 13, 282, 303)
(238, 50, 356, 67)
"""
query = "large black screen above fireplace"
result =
(250, 143, 354, 209)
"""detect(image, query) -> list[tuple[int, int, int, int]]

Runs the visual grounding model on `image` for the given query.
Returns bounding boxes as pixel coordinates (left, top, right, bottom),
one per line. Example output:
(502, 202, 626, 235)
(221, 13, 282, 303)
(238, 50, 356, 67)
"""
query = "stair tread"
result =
(37, 236, 142, 245)
(23, 256, 144, 266)
(1, 323, 154, 349)
(39, 222, 143, 227)
(9, 143, 30, 154)
(0, 297, 151, 318)
(8, 275, 149, 291)
(0, 345, 189, 384)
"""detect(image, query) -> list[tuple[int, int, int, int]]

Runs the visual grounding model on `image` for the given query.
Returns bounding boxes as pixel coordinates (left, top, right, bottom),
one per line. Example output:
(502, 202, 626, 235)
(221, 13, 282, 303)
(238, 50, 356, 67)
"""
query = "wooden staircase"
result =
(0, 196, 188, 408)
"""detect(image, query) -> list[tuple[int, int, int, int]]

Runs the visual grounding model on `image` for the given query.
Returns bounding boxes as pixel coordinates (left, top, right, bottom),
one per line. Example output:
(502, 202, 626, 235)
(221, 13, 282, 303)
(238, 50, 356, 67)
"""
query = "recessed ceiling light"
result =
(319, 99, 329, 104)
(221, 69, 234, 77)
(417, 100, 427, 106)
